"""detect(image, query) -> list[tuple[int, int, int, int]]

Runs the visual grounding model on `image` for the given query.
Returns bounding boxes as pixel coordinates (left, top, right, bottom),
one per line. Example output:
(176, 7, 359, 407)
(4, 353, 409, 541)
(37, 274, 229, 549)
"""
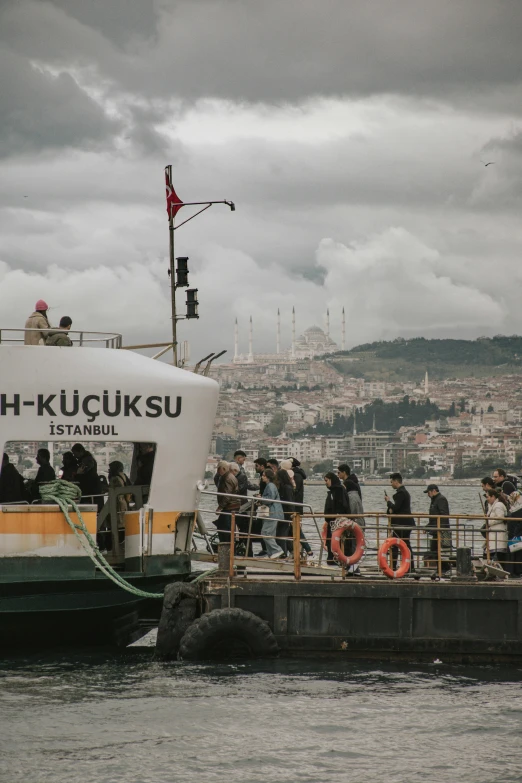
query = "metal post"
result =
(169, 217, 178, 366)
(292, 512, 301, 581)
(229, 513, 236, 578)
(437, 516, 442, 576)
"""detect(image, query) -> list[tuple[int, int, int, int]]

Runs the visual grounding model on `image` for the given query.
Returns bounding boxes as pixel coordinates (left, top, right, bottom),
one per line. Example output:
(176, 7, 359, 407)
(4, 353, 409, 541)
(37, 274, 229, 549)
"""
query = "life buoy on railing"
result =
(331, 521, 365, 567)
(378, 537, 411, 579)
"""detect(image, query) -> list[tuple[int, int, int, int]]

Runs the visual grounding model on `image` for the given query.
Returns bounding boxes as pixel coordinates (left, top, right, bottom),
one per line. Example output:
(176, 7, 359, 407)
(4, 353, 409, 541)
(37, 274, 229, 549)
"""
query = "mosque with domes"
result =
(232, 307, 344, 364)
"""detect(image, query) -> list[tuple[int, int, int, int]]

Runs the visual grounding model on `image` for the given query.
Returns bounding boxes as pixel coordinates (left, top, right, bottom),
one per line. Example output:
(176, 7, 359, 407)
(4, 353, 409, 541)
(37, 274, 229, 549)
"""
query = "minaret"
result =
(342, 307, 346, 351)
(372, 413, 376, 431)
(353, 406, 357, 436)
(326, 308, 330, 339)
(276, 308, 281, 354)
(248, 316, 254, 363)
(291, 307, 296, 359)
(424, 370, 429, 396)
(234, 318, 239, 362)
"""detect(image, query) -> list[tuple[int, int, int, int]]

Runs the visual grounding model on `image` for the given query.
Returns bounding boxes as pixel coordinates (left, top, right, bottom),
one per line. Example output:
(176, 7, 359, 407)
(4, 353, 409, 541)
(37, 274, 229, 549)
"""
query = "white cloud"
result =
(0, 226, 510, 360)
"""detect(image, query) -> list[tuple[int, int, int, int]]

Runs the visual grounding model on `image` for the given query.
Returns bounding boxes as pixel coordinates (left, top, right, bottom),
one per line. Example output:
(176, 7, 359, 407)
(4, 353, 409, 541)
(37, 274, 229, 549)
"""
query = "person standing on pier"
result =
(290, 458, 307, 506)
(258, 469, 286, 559)
(323, 473, 350, 565)
(424, 484, 451, 573)
(485, 488, 508, 566)
(385, 473, 415, 572)
(233, 450, 259, 495)
(215, 461, 240, 544)
(493, 468, 517, 496)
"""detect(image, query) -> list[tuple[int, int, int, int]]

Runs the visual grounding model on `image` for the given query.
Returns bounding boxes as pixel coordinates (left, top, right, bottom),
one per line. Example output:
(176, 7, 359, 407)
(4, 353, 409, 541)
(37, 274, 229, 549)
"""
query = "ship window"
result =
(1, 440, 156, 508)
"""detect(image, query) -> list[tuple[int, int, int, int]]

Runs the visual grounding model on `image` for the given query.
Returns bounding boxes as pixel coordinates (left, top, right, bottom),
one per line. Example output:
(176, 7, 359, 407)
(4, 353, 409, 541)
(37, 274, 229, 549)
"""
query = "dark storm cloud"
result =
(5, 0, 521, 108)
(0, 45, 120, 157)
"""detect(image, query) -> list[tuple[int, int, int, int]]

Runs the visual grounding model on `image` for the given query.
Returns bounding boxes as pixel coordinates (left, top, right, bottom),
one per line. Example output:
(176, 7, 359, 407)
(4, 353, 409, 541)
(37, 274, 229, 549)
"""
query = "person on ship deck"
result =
(71, 443, 103, 510)
(30, 448, 56, 502)
(0, 454, 26, 503)
(24, 299, 52, 346)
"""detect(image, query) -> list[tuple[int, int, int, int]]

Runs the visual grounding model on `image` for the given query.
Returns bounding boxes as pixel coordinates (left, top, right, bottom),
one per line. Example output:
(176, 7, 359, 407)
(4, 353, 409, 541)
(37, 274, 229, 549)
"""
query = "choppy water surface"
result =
(1, 651, 522, 783)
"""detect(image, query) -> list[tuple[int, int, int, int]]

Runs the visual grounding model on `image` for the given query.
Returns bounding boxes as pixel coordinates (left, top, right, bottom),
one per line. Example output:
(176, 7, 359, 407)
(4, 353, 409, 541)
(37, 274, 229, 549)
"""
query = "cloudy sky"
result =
(1, 0, 522, 361)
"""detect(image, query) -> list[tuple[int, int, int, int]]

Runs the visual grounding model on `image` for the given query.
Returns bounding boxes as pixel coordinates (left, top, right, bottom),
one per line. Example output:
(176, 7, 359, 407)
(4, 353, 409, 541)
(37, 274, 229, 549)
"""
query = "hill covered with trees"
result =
(329, 335, 522, 381)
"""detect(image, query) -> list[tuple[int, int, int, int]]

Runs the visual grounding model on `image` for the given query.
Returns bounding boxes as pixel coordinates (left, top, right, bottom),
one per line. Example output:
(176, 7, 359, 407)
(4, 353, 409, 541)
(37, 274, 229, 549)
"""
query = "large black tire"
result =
(155, 582, 198, 660)
(178, 608, 279, 661)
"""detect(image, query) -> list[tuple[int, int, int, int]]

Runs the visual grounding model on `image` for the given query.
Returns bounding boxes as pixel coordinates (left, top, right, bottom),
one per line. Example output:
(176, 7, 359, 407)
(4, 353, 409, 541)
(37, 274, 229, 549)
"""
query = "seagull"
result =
(480, 160, 495, 167)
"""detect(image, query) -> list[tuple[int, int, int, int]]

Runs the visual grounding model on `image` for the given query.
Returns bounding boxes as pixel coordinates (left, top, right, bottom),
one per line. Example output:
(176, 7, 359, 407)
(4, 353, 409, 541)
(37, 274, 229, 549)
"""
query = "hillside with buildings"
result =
(206, 327, 522, 481)
(329, 336, 522, 381)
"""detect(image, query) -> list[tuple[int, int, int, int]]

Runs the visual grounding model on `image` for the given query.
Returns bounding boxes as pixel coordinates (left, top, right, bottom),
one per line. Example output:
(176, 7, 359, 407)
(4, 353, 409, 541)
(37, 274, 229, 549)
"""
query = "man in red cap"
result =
(24, 300, 51, 345)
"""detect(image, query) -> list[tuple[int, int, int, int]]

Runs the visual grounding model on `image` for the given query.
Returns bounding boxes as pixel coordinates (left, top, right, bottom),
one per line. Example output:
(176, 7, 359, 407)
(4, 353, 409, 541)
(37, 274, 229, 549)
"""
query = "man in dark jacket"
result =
(135, 443, 156, 503)
(0, 453, 26, 503)
(385, 472, 415, 572)
(233, 450, 259, 497)
(31, 448, 56, 502)
(71, 443, 103, 509)
(291, 458, 307, 507)
(493, 468, 517, 496)
(425, 484, 451, 572)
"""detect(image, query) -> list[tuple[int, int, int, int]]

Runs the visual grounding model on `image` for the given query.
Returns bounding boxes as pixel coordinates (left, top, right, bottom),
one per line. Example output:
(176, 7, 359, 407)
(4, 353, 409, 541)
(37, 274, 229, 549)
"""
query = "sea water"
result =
(2, 486, 519, 783)
(1, 652, 522, 783)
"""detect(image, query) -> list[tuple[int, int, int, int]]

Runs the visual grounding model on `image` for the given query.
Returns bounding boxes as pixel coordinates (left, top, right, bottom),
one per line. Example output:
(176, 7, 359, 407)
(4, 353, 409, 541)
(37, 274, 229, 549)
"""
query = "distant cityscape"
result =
(205, 321, 522, 480)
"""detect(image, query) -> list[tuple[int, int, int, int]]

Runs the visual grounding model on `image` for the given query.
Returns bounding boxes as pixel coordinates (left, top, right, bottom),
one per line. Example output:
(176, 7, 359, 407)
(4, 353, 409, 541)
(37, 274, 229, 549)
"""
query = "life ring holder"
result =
(378, 537, 411, 579)
(331, 520, 365, 567)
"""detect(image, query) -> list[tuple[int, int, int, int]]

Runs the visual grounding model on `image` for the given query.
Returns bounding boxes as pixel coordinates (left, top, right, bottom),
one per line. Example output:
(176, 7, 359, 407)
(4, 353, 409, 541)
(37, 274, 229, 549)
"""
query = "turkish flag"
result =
(165, 166, 184, 220)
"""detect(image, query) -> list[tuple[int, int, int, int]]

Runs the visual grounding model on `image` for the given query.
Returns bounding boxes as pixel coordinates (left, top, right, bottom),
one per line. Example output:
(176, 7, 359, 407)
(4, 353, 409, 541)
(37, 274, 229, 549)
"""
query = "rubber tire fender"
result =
(179, 608, 279, 661)
(155, 582, 198, 660)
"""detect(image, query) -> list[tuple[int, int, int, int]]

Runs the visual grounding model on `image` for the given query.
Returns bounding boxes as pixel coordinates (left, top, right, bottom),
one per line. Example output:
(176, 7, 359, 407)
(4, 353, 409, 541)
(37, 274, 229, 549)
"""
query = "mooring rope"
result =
(39, 480, 163, 599)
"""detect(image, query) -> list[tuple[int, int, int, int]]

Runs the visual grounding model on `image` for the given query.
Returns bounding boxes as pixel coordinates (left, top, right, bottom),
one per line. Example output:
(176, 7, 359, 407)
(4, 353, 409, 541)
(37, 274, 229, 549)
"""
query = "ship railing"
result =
(194, 494, 516, 580)
(0, 328, 122, 349)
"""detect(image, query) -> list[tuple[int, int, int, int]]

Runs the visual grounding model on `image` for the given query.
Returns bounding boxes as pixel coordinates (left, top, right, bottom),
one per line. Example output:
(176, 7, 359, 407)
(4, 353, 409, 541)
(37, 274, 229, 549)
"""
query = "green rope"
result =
(191, 567, 219, 583)
(39, 480, 163, 599)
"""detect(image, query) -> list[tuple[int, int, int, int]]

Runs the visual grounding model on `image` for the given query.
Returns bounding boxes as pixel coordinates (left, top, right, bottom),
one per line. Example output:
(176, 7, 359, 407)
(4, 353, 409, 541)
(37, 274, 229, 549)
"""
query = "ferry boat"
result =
(0, 330, 218, 647)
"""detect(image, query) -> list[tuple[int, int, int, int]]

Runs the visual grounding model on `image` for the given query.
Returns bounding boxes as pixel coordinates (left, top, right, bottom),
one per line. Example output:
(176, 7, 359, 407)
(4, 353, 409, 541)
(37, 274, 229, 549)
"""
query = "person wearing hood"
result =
(323, 472, 350, 564)
(24, 299, 52, 345)
(290, 458, 307, 506)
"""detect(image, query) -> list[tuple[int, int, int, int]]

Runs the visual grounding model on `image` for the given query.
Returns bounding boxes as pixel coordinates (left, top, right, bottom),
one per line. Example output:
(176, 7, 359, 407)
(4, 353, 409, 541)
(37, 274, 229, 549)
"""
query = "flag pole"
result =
(169, 213, 177, 366)
(164, 163, 235, 369)
(166, 165, 178, 366)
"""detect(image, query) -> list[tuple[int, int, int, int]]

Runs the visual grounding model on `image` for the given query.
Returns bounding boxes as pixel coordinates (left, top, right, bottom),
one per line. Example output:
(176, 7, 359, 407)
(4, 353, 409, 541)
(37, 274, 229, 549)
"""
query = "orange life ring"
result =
(331, 521, 365, 567)
(378, 537, 411, 579)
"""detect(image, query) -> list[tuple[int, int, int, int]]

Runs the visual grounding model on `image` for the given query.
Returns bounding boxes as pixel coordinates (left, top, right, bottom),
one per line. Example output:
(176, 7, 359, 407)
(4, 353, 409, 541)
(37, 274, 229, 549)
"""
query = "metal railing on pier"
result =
(193, 490, 520, 581)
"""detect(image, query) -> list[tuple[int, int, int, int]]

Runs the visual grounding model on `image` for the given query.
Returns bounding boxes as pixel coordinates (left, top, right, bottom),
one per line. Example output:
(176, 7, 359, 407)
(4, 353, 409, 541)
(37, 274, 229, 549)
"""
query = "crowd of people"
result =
(382, 468, 522, 577)
(213, 452, 311, 560)
(211, 457, 522, 576)
(24, 299, 73, 346)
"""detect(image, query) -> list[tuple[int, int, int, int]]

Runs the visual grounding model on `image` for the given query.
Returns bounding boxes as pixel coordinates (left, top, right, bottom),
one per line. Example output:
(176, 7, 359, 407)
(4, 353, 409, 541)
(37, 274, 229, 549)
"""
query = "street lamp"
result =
(165, 164, 235, 365)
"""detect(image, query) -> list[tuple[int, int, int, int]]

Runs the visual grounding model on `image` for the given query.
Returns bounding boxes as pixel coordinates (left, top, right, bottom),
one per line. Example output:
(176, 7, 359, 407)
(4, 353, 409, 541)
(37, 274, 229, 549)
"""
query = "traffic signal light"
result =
(176, 256, 189, 287)
(186, 289, 199, 319)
